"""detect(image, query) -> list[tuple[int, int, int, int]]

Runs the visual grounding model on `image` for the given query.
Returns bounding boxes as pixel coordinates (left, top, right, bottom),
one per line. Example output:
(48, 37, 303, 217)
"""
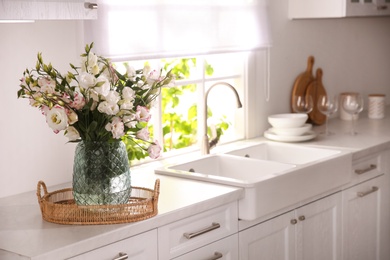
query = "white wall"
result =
(1, 1, 390, 198)
(253, 0, 390, 134)
(0, 21, 83, 198)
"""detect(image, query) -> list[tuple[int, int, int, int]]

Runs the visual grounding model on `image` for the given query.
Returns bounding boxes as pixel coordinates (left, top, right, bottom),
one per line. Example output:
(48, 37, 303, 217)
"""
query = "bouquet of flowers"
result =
(17, 43, 174, 160)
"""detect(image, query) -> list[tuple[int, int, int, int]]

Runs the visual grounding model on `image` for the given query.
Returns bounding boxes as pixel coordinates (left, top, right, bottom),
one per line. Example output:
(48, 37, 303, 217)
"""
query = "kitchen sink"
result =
(224, 141, 341, 164)
(155, 141, 352, 220)
(156, 154, 295, 187)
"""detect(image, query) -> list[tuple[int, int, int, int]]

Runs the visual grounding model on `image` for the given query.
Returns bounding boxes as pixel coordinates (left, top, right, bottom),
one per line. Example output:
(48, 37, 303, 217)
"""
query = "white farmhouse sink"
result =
(155, 141, 352, 220)
(225, 141, 341, 164)
(155, 154, 295, 187)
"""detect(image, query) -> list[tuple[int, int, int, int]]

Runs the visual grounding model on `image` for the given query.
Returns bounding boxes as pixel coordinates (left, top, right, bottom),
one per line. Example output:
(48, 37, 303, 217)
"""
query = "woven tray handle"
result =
(37, 181, 48, 202)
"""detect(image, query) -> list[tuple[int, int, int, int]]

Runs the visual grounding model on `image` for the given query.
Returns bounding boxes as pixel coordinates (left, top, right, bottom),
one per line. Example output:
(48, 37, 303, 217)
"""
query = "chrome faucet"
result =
(201, 82, 242, 155)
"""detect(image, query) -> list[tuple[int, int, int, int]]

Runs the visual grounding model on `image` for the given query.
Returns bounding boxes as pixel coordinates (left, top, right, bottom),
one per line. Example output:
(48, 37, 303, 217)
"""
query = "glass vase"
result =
(72, 140, 131, 205)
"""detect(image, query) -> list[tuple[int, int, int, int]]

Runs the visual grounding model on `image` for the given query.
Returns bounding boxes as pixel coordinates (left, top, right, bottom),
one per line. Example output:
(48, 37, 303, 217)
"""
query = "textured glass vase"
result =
(72, 141, 131, 205)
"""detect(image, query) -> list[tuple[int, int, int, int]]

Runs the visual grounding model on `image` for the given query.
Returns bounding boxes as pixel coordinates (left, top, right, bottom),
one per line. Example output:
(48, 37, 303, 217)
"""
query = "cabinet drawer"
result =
(351, 153, 383, 184)
(173, 234, 238, 260)
(68, 229, 157, 260)
(158, 201, 238, 259)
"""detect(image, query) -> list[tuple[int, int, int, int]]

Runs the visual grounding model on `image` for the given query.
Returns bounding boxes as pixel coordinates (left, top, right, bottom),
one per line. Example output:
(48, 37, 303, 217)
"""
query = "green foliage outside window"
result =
(124, 58, 231, 163)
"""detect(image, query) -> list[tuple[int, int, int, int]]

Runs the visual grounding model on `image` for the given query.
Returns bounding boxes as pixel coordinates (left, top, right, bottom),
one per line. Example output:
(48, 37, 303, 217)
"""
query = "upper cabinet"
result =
(0, 0, 98, 20)
(289, 0, 390, 19)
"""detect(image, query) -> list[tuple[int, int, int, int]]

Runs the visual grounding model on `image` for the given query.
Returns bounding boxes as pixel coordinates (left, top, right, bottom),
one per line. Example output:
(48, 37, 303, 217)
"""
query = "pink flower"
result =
(105, 117, 124, 139)
(38, 76, 56, 94)
(135, 106, 151, 122)
(148, 140, 161, 159)
(136, 127, 150, 141)
(69, 92, 85, 110)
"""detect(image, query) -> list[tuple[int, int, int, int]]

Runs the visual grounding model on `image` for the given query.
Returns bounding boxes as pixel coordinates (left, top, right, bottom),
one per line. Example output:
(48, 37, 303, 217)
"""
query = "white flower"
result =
(120, 99, 134, 111)
(147, 69, 161, 85)
(124, 64, 136, 79)
(88, 89, 99, 102)
(123, 114, 137, 128)
(97, 101, 119, 115)
(77, 71, 96, 89)
(45, 105, 68, 133)
(95, 75, 110, 97)
(135, 106, 151, 122)
(65, 126, 80, 141)
(122, 87, 135, 100)
(136, 127, 150, 141)
(105, 117, 124, 139)
(105, 90, 120, 105)
(67, 109, 78, 125)
(81, 51, 99, 75)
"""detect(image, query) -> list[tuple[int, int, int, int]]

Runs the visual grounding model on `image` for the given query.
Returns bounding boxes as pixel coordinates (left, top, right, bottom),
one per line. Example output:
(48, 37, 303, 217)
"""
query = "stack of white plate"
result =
(264, 113, 316, 142)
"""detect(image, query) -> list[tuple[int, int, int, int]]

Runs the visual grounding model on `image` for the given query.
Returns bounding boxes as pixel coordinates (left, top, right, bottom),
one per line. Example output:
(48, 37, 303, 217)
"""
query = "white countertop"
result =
(2, 108, 390, 259)
(0, 166, 243, 260)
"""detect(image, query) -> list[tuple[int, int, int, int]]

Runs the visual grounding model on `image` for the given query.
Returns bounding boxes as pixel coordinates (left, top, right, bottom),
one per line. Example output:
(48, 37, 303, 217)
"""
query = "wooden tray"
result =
(37, 179, 160, 225)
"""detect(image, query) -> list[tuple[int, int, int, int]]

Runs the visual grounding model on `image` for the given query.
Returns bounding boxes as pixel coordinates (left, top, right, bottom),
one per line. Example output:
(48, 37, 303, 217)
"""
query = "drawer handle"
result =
(207, 252, 223, 260)
(183, 222, 221, 239)
(112, 252, 128, 260)
(377, 5, 388, 10)
(357, 186, 379, 197)
(354, 164, 377, 175)
(85, 3, 98, 9)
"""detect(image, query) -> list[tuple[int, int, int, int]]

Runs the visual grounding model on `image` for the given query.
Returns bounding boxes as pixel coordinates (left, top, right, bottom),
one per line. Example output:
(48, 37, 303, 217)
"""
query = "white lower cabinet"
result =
(239, 192, 342, 260)
(68, 229, 157, 260)
(158, 201, 238, 260)
(342, 175, 390, 260)
(173, 234, 238, 260)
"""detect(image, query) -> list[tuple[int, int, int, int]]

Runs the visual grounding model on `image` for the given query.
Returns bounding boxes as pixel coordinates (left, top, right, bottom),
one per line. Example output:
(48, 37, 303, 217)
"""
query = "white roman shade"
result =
(84, 0, 271, 61)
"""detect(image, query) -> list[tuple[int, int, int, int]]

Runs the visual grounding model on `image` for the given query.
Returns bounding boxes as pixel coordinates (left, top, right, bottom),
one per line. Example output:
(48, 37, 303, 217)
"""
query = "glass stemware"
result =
(342, 93, 364, 135)
(317, 94, 338, 136)
(292, 95, 314, 114)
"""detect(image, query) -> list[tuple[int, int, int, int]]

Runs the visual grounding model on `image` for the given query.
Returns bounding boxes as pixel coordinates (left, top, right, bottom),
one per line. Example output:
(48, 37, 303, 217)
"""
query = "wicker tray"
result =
(36, 179, 160, 225)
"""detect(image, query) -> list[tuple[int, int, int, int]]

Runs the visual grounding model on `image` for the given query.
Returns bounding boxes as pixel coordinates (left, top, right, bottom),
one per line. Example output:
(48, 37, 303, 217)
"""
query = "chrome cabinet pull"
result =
(207, 252, 223, 260)
(113, 252, 128, 260)
(298, 215, 305, 221)
(357, 186, 379, 197)
(290, 219, 298, 225)
(85, 3, 98, 9)
(184, 222, 221, 239)
(354, 164, 377, 175)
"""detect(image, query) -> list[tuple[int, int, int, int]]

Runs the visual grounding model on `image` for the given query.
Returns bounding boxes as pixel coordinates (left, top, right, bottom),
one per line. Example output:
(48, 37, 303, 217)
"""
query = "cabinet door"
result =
(347, 0, 390, 16)
(342, 176, 384, 260)
(68, 229, 157, 260)
(0, 0, 97, 20)
(296, 192, 342, 260)
(239, 210, 296, 260)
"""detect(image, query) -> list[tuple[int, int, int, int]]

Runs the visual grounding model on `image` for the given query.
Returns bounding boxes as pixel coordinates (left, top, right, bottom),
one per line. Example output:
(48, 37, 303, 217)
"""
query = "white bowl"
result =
(268, 113, 308, 128)
(270, 123, 312, 136)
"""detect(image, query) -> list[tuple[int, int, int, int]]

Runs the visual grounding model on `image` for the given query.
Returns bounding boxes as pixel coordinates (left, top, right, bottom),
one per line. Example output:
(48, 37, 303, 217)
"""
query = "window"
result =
(84, 0, 270, 161)
(115, 52, 247, 161)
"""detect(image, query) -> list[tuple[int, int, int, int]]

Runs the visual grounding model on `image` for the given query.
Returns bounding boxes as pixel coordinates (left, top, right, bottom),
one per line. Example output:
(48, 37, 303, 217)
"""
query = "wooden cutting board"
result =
(291, 56, 315, 112)
(306, 68, 327, 125)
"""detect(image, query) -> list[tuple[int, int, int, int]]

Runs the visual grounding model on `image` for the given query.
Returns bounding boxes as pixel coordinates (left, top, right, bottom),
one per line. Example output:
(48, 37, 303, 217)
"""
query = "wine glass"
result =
(342, 93, 364, 135)
(317, 94, 338, 136)
(292, 95, 314, 114)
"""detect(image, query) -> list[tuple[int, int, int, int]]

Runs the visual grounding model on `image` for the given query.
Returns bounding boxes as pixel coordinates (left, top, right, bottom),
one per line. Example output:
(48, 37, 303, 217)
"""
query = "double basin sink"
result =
(155, 141, 352, 220)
